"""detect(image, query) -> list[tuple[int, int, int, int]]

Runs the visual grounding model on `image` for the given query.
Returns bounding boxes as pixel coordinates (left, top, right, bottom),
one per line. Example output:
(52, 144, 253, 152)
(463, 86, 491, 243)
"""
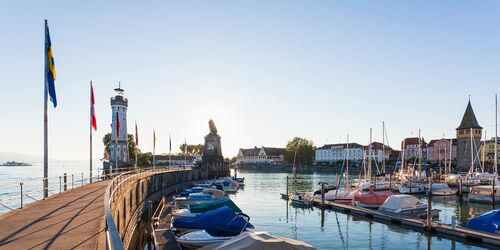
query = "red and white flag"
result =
(90, 83, 97, 131)
(135, 121, 139, 146)
(116, 112, 120, 138)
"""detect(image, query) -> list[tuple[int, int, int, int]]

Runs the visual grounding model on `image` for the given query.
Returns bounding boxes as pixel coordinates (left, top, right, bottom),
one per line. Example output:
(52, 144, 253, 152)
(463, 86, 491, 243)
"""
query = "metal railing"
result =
(104, 166, 184, 250)
(0, 171, 108, 213)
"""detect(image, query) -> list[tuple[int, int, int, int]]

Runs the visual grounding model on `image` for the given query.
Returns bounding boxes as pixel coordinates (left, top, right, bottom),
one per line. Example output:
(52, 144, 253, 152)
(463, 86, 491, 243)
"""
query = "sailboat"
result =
(328, 134, 358, 203)
(398, 130, 427, 194)
(469, 94, 500, 203)
(353, 128, 394, 208)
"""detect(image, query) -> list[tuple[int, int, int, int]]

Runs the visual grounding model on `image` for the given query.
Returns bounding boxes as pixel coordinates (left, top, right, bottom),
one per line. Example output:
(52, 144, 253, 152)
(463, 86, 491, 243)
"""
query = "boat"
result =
(232, 177, 245, 187)
(172, 206, 254, 236)
(201, 188, 226, 199)
(177, 229, 234, 249)
(214, 178, 239, 192)
(172, 197, 242, 218)
(353, 190, 394, 209)
(466, 209, 500, 234)
(378, 195, 428, 215)
(290, 192, 311, 207)
(468, 185, 500, 204)
(398, 183, 427, 194)
(431, 183, 458, 196)
(174, 193, 218, 206)
(0, 161, 32, 166)
(198, 230, 317, 250)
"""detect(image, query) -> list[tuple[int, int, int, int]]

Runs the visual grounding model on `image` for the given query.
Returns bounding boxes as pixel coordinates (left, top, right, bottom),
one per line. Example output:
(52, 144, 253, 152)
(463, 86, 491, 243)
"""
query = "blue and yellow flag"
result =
(45, 19, 57, 108)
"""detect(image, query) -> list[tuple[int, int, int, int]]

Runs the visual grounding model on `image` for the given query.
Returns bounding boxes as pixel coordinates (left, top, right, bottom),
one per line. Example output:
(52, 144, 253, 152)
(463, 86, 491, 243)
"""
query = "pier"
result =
(308, 197, 500, 248)
(0, 180, 109, 249)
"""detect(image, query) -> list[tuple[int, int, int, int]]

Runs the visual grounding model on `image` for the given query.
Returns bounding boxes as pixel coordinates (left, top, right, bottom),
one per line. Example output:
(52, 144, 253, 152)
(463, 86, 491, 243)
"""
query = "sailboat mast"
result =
(401, 138, 406, 174)
(449, 138, 452, 174)
(346, 134, 349, 188)
(495, 94, 498, 175)
(418, 129, 422, 179)
(482, 130, 486, 173)
(470, 128, 474, 175)
(369, 128, 373, 184)
(382, 121, 386, 173)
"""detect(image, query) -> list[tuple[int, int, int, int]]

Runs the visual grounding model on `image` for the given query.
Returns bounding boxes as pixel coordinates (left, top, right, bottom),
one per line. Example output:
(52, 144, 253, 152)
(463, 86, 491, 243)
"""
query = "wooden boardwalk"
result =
(154, 200, 181, 250)
(0, 180, 109, 250)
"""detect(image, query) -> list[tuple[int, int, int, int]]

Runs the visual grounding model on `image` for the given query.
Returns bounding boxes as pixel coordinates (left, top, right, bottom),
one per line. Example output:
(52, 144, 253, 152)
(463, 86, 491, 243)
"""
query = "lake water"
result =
(0, 164, 496, 249)
(0, 161, 100, 214)
(229, 169, 495, 250)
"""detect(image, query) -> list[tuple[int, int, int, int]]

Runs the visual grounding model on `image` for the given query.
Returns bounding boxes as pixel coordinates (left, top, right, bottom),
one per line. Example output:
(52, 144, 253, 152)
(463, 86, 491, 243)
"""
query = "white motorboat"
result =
(468, 185, 500, 204)
(172, 208, 197, 219)
(290, 192, 311, 207)
(378, 195, 428, 215)
(431, 183, 458, 196)
(177, 230, 233, 249)
(398, 183, 426, 194)
(198, 231, 316, 250)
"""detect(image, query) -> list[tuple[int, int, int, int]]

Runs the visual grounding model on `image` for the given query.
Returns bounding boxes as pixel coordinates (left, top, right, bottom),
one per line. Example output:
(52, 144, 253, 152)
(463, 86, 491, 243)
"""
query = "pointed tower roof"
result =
(456, 100, 482, 130)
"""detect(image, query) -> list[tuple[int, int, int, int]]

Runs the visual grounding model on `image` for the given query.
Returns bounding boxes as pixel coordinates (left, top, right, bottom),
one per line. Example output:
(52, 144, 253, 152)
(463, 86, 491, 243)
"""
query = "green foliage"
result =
(179, 143, 204, 156)
(102, 133, 138, 163)
(137, 152, 153, 166)
(285, 137, 315, 165)
(224, 157, 237, 164)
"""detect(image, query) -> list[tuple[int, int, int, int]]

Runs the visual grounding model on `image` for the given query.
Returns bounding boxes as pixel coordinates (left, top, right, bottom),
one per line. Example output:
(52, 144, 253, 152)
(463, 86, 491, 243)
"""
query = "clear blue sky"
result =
(0, 1, 499, 160)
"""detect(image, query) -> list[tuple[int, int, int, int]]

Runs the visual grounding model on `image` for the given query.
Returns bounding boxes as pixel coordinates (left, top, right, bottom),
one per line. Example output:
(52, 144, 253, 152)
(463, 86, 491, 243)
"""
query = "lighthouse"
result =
(110, 84, 129, 167)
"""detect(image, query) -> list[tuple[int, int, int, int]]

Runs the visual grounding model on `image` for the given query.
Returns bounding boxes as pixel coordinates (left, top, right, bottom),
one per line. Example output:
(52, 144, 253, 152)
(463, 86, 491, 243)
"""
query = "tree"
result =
(102, 133, 138, 162)
(179, 143, 204, 156)
(137, 152, 153, 166)
(285, 137, 315, 165)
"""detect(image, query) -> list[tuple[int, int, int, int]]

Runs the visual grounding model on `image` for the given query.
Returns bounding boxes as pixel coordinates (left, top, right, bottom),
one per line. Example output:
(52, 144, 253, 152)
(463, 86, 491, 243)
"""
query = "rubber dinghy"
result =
(173, 206, 254, 236)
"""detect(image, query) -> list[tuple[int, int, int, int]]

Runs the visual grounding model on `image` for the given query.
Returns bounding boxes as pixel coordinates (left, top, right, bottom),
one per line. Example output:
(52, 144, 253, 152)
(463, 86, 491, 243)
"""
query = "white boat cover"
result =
(199, 231, 316, 250)
(203, 188, 226, 199)
(379, 195, 424, 212)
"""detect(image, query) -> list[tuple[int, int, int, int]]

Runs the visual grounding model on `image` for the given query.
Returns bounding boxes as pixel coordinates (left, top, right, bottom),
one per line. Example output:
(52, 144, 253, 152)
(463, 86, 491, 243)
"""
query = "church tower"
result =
(110, 84, 129, 167)
(456, 100, 482, 172)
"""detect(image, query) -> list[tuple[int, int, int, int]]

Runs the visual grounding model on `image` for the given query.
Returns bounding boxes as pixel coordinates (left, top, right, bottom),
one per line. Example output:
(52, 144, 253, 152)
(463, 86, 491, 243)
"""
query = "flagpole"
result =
(135, 121, 138, 170)
(90, 81, 93, 183)
(153, 129, 156, 171)
(169, 134, 172, 167)
(43, 19, 49, 199)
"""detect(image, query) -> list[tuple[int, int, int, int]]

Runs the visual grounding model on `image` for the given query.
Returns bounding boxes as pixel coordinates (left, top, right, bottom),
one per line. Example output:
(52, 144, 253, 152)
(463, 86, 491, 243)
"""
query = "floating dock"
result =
(308, 197, 500, 248)
(153, 200, 181, 250)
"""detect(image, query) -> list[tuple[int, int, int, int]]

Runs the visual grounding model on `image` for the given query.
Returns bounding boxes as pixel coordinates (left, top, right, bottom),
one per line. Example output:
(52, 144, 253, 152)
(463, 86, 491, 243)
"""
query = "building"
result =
(456, 100, 482, 171)
(479, 137, 500, 170)
(401, 137, 427, 162)
(236, 147, 286, 164)
(363, 142, 393, 163)
(110, 85, 129, 167)
(154, 155, 200, 166)
(426, 138, 457, 164)
(315, 143, 364, 163)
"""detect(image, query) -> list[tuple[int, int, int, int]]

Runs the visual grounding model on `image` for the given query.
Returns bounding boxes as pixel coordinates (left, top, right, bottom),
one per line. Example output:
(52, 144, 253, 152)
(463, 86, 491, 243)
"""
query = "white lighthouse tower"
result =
(110, 83, 129, 167)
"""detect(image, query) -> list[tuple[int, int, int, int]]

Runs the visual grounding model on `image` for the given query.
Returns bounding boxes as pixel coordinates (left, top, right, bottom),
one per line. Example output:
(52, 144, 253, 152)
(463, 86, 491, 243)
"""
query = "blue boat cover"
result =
(173, 206, 253, 236)
(466, 209, 500, 234)
(189, 198, 242, 214)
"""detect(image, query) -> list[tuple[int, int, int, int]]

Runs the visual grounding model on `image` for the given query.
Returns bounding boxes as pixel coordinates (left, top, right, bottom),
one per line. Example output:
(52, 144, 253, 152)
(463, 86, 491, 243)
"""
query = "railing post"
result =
(20, 182, 23, 209)
(63, 173, 67, 191)
(72, 174, 74, 189)
(59, 176, 62, 193)
(81, 172, 84, 186)
(426, 172, 433, 229)
(146, 200, 153, 250)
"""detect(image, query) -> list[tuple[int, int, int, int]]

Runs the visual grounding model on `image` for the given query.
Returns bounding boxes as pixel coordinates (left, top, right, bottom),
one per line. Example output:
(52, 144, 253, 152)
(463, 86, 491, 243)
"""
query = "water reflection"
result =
(231, 169, 488, 249)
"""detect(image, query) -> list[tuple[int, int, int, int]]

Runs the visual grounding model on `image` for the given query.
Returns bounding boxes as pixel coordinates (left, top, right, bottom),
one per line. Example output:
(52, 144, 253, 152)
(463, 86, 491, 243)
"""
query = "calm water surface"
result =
(230, 169, 495, 250)
(0, 164, 496, 249)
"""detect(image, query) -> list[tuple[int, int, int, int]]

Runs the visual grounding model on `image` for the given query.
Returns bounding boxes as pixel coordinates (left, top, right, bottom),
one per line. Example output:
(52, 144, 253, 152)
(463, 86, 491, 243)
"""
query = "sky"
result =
(0, 1, 499, 161)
